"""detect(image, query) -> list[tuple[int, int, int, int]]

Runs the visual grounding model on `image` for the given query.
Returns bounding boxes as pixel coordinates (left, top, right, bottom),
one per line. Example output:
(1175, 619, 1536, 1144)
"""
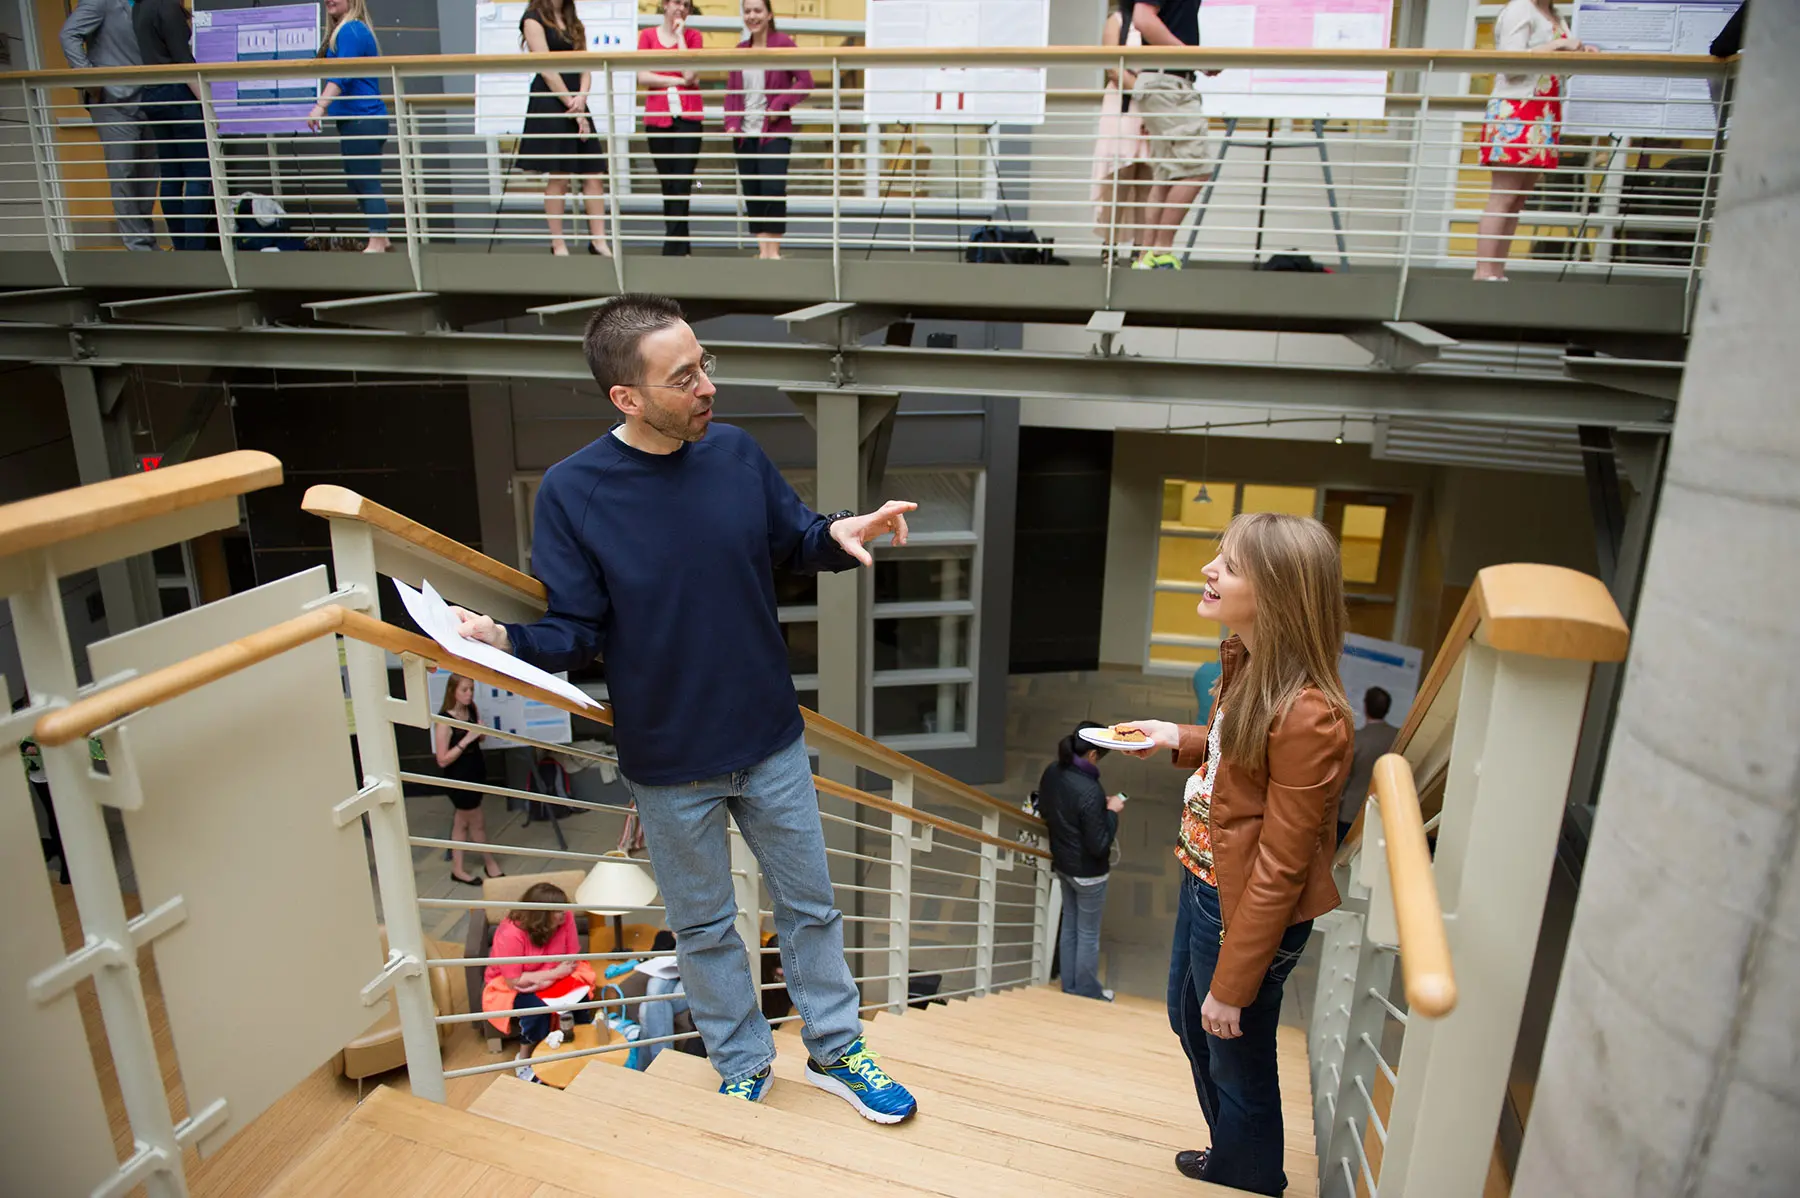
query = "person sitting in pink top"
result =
(481, 882, 598, 1081)
(638, 0, 705, 255)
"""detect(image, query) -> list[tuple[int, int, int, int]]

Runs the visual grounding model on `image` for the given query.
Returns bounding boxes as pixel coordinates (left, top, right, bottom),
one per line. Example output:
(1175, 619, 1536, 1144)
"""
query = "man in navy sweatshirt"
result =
(453, 294, 919, 1121)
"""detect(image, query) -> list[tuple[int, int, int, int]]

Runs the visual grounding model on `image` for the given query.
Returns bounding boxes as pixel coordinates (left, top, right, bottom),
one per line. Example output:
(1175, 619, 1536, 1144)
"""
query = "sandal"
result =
(452, 871, 482, 886)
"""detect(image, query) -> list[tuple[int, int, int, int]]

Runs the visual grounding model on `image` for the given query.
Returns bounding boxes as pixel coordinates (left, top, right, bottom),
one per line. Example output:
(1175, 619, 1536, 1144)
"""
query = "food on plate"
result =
(1108, 725, 1149, 743)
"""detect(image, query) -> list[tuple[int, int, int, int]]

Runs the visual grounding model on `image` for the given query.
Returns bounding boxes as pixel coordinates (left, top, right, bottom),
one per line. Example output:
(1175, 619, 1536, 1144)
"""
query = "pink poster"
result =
(1196, 0, 1392, 120)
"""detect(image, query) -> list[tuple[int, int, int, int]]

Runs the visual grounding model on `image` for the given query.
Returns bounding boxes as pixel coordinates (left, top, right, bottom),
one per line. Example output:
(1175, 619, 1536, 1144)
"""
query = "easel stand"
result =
(1183, 117, 1350, 268)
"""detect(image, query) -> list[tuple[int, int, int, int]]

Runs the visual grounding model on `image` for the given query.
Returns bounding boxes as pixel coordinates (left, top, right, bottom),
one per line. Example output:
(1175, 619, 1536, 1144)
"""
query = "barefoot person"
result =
(1117, 512, 1354, 1194)
(450, 293, 920, 1122)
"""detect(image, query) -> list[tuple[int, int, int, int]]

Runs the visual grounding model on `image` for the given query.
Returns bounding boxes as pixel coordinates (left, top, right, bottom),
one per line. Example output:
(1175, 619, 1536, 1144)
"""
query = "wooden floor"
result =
(270, 986, 1319, 1198)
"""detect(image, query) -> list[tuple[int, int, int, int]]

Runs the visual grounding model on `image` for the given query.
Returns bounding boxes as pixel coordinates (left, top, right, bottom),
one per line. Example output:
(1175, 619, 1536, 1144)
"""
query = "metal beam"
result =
(1348, 320, 1459, 371)
(304, 292, 446, 333)
(102, 289, 265, 329)
(0, 321, 1676, 429)
(1560, 355, 1685, 401)
(0, 286, 97, 324)
(775, 301, 908, 345)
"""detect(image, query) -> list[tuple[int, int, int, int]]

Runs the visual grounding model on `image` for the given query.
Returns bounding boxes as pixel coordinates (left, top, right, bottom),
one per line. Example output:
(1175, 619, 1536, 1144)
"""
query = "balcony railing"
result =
(2, 45, 1734, 307)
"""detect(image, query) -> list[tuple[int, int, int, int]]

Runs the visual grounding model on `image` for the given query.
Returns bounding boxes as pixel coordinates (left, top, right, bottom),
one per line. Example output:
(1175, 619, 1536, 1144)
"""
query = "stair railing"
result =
(299, 486, 1053, 1088)
(1310, 564, 1629, 1198)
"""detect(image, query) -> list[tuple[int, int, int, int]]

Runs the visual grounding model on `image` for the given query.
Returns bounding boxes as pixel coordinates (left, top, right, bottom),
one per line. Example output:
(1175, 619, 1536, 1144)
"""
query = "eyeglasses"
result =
(629, 352, 716, 394)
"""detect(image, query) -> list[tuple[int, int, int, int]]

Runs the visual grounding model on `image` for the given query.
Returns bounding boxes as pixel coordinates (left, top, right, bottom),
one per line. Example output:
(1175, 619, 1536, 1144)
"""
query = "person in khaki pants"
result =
(60, 0, 159, 250)
(1129, 0, 1215, 269)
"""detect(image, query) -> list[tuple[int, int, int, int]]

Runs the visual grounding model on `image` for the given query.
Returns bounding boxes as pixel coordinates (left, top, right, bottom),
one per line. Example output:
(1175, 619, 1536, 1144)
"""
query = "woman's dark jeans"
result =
(734, 135, 792, 237)
(336, 115, 391, 236)
(649, 117, 703, 254)
(1167, 870, 1312, 1196)
(141, 82, 216, 251)
(512, 990, 596, 1046)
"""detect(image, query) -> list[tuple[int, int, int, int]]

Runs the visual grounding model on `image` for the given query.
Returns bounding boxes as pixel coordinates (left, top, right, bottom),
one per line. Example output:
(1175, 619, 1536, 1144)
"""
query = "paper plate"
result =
(1079, 726, 1152, 750)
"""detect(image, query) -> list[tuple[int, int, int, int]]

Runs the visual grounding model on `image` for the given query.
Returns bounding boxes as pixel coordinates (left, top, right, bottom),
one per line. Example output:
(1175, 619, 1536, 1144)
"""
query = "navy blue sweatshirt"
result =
(504, 423, 857, 785)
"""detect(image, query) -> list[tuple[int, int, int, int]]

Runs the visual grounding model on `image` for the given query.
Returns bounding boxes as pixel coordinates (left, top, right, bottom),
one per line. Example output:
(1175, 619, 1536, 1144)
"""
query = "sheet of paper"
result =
(1578, 4, 1676, 49)
(977, 0, 1044, 48)
(868, 0, 929, 48)
(1673, 5, 1737, 54)
(394, 578, 602, 711)
(1199, 4, 1258, 48)
(633, 956, 681, 979)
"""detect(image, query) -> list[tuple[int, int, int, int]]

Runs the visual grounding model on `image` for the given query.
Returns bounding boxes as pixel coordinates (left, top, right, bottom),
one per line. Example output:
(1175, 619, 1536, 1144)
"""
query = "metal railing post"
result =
(602, 64, 626, 287)
(831, 58, 843, 301)
(974, 809, 999, 992)
(1030, 855, 1057, 987)
(323, 521, 446, 1102)
(1392, 61, 1433, 320)
(886, 772, 914, 1011)
(390, 70, 426, 291)
(11, 557, 188, 1197)
(23, 84, 71, 281)
(193, 73, 239, 286)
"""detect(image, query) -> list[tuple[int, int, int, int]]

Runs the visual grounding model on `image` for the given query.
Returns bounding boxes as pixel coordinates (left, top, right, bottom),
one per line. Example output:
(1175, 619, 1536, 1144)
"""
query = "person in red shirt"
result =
(481, 882, 598, 1080)
(638, 0, 705, 255)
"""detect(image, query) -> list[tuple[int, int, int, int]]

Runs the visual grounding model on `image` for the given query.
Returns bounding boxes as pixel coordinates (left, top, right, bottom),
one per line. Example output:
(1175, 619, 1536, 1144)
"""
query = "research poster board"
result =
(1195, 0, 1393, 121)
(428, 666, 575, 744)
(865, 0, 1051, 126)
(474, 0, 638, 137)
(194, 3, 321, 135)
(1567, 0, 1738, 139)
(1339, 633, 1422, 731)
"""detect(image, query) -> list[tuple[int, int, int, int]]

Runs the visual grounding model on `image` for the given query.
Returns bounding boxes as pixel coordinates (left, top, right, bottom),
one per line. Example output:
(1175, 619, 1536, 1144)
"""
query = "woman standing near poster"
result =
(520, 0, 612, 256)
(1472, 0, 1596, 280)
(308, 0, 392, 253)
(639, 0, 706, 255)
(725, 0, 811, 260)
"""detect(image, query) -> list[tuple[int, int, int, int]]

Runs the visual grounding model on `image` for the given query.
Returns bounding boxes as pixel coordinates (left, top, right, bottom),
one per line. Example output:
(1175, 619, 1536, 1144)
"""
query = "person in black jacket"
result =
(1039, 721, 1125, 1000)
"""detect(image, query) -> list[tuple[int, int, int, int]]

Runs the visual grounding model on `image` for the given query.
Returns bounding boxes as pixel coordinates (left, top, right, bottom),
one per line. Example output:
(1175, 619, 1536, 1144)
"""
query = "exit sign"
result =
(138, 454, 164, 471)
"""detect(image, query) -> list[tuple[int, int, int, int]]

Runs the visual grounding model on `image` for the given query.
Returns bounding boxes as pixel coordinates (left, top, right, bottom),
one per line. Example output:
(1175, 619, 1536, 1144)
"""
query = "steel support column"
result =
(58, 365, 156, 633)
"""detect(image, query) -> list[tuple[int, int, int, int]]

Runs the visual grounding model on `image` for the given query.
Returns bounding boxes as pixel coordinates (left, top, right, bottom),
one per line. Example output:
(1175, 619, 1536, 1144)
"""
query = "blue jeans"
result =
(623, 734, 861, 1084)
(1056, 873, 1108, 999)
(336, 116, 390, 235)
(1168, 871, 1312, 1196)
(141, 83, 216, 251)
(634, 973, 691, 1069)
(512, 990, 595, 1046)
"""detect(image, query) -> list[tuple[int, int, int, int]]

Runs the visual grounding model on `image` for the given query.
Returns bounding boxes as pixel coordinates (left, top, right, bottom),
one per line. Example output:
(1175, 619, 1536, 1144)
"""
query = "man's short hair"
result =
(582, 294, 687, 391)
(1364, 686, 1392, 722)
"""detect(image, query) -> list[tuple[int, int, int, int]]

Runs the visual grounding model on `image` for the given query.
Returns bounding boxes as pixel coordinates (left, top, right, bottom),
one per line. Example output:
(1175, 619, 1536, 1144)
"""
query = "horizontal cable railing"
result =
(1, 45, 1734, 301)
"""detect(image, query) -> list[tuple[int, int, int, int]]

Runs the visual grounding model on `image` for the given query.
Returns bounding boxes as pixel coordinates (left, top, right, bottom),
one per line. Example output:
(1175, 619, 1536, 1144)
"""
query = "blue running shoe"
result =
(804, 1037, 918, 1124)
(718, 1065, 773, 1103)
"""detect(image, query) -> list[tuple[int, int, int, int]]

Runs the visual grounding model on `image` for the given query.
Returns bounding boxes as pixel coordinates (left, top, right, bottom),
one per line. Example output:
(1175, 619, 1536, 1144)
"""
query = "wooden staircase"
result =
(267, 987, 1317, 1197)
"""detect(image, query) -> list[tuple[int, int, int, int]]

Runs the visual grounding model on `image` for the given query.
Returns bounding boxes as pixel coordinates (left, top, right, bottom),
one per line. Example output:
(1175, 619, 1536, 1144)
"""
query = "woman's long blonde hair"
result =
(1215, 512, 1350, 773)
(324, 0, 378, 52)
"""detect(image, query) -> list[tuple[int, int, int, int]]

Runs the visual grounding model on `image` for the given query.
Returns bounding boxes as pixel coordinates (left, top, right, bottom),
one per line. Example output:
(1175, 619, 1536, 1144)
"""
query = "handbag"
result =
(595, 982, 644, 1070)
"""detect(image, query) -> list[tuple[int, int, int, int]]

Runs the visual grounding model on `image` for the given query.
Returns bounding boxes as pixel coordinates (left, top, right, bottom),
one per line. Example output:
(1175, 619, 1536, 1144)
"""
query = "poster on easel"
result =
(1194, 0, 1393, 121)
(194, 3, 321, 135)
(1566, 0, 1739, 139)
(864, 0, 1051, 127)
(474, 0, 639, 138)
(1338, 633, 1422, 731)
(427, 667, 574, 745)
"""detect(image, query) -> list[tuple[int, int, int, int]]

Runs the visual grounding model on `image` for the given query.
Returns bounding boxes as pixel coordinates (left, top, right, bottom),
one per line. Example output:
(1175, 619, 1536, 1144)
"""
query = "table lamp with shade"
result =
(575, 852, 660, 953)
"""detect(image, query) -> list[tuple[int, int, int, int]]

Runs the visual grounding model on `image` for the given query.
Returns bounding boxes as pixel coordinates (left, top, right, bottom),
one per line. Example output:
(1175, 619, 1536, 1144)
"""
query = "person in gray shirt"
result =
(1337, 687, 1399, 846)
(60, 0, 159, 250)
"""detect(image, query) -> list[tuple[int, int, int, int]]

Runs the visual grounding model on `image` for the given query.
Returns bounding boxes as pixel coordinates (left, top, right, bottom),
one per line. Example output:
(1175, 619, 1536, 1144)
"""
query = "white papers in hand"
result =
(633, 955, 681, 980)
(393, 577, 603, 712)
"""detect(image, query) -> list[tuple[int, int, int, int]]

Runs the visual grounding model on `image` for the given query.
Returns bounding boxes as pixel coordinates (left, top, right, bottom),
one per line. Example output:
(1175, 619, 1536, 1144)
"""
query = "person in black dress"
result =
(520, 0, 611, 256)
(435, 673, 505, 884)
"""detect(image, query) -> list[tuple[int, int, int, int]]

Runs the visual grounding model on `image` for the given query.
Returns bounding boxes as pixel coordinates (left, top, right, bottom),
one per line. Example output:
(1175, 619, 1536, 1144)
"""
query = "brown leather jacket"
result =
(1174, 635, 1353, 1007)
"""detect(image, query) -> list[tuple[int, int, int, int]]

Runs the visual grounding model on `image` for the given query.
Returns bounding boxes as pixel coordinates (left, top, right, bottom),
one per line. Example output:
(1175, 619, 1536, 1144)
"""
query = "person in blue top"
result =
(449, 294, 923, 1124)
(307, 0, 391, 252)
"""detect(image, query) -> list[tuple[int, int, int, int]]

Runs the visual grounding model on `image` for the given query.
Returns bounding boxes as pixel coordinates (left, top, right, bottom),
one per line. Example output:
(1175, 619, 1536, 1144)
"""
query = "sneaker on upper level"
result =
(718, 1064, 773, 1103)
(1152, 252, 1183, 270)
(1132, 252, 1158, 270)
(804, 1036, 918, 1124)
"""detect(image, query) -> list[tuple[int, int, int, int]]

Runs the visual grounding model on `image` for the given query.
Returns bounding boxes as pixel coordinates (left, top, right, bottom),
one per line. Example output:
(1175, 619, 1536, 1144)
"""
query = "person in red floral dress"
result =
(1474, 0, 1598, 280)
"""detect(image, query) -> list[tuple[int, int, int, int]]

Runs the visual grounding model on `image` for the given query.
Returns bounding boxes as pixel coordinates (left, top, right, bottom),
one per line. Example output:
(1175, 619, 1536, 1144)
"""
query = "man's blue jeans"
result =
(1168, 870, 1312, 1196)
(141, 83, 216, 251)
(1056, 873, 1108, 999)
(623, 734, 861, 1084)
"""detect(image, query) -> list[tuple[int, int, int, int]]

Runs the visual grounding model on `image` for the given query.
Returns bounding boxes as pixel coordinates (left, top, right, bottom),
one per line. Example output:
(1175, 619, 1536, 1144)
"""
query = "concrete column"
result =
(59, 365, 156, 635)
(467, 382, 520, 569)
(1514, 7, 1800, 1195)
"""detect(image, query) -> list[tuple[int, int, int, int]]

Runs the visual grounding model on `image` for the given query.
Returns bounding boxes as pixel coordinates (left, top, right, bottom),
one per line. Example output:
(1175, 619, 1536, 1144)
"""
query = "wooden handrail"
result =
(1336, 563, 1628, 862)
(0, 45, 1734, 89)
(33, 605, 1040, 851)
(301, 484, 1041, 831)
(0, 450, 282, 561)
(1372, 754, 1457, 1019)
(301, 485, 545, 603)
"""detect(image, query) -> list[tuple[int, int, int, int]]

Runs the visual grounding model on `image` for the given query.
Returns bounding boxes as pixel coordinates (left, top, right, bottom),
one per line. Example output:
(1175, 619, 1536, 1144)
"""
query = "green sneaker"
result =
(1152, 253, 1183, 270)
(718, 1064, 773, 1103)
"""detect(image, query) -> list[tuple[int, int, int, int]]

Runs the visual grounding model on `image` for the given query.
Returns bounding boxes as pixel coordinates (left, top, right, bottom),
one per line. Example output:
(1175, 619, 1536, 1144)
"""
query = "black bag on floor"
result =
(966, 225, 1065, 266)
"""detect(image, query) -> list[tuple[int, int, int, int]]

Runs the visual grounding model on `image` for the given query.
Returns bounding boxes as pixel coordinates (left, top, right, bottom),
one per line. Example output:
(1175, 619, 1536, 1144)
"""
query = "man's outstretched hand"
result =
(449, 606, 511, 653)
(830, 500, 918, 567)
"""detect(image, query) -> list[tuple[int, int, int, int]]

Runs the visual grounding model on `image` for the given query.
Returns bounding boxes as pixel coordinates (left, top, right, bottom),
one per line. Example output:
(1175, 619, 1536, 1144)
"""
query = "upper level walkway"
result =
(1, 45, 1732, 348)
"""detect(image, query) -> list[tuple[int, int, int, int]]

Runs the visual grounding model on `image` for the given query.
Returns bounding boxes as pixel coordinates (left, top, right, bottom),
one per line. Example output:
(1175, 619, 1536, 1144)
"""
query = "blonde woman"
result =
(1091, 3, 1151, 264)
(520, 0, 611, 256)
(306, 0, 391, 252)
(1118, 512, 1355, 1193)
(435, 674, 503, 885)
(1473, 0, 1599, 279)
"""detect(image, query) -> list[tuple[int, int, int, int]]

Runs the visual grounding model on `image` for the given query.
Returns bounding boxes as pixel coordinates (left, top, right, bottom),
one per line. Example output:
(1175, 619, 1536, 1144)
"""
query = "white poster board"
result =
(865, 0, 1051, 126)
(1195, 0, 1393, 121)
(1339, 633, 1423, 731)
(1567, 0, 1738, 138)
(428, 665, 574, 744)
(475, 0, 639, 137)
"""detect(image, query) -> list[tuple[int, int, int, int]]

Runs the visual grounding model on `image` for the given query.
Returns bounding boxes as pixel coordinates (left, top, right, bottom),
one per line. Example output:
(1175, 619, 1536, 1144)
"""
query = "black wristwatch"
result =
(823, 509, 855, 525)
